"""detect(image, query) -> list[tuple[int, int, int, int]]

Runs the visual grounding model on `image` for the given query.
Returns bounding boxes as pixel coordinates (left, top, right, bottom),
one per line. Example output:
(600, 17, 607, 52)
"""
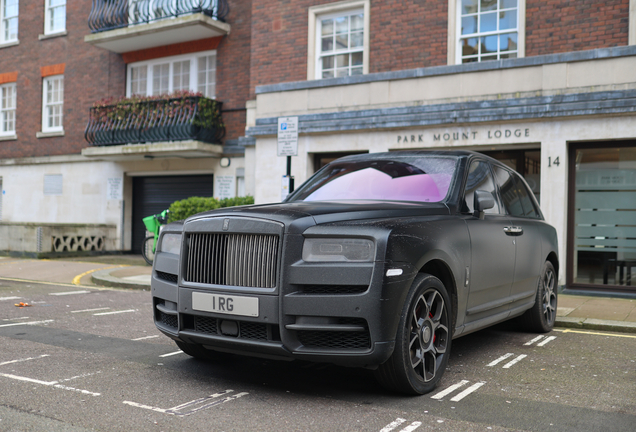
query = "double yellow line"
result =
(554, 328, 636, 339)
(71, 266, 125, 285)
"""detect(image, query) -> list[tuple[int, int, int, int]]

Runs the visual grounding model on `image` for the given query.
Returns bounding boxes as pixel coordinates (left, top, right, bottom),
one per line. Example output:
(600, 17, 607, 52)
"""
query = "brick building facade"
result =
(1, 0, 635, 294)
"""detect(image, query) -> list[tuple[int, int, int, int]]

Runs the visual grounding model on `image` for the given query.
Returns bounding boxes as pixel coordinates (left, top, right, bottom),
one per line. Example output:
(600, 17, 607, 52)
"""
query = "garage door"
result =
(132, 175, 214, 253)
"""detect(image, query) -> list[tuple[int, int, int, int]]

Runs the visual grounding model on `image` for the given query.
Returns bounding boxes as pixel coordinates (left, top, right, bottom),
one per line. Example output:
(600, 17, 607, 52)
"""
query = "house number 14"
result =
(548, 156, 560, 167)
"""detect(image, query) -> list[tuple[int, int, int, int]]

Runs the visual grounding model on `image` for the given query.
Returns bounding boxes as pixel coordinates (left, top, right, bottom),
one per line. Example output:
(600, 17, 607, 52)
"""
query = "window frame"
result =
(44, 0, 66, 36)
(307, 0, 370, 81)
(126, 50, 217, 98)
(448, 0, 526, 65)
(41, 74, 64, 133)
(1, 0, 19, 44)
(0, 82, 16, 136)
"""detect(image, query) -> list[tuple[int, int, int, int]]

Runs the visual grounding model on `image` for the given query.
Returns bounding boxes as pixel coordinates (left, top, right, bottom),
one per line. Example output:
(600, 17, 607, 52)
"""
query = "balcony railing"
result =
(84, 95, 225, 146)
(88, 0, 229, 33)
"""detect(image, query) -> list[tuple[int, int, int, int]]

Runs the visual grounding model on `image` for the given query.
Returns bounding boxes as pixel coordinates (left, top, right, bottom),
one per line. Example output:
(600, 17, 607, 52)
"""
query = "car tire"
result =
(374, 273, 452, 395)
(175, 341, 215, 361)
(520, 261, 557, 333)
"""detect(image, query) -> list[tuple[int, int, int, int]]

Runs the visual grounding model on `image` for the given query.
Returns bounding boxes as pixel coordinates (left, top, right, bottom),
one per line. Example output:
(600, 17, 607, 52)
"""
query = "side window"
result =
(513, 173, 539, 218)
(493, 166, 538, 218)
(463, 160, 500, 214)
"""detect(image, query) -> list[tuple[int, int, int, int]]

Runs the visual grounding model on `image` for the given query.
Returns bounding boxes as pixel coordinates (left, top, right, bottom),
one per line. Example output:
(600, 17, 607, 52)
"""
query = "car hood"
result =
(186, 200, 451, 234)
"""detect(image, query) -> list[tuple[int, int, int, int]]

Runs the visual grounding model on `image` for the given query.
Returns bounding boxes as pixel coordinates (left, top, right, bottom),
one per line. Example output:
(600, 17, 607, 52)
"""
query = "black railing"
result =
(84, 96, 225, 146)
(88, 0, 229, 33)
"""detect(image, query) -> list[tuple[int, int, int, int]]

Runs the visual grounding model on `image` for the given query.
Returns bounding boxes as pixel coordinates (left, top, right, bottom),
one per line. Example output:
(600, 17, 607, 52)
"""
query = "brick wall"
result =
(369, 0, 447, 74)
(523, 0, 628, 56)
(249, 0, 631, 96)
(1, 0, 631, 158)
(249, 0, 449, 96)
(216, 0, 253, 141)
(249, 0, 315, 98)
(0, 1, 252, 159)
(0, 1, 126, 160)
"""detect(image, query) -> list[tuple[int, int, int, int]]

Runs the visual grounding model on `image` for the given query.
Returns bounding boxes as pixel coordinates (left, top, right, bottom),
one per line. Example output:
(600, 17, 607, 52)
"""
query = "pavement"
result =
(1, 255, 635, 334)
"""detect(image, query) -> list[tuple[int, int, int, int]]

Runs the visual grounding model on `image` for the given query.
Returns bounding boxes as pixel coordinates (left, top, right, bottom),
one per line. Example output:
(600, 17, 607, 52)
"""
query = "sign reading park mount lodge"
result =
(396, 128, 531, 144)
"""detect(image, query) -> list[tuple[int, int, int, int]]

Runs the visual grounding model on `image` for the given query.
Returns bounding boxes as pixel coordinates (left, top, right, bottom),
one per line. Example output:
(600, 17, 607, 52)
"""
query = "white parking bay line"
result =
(487, 353, 514, 367)
(430, 379, 469, 400)
(71, 307, 110, 314)
(124, 390, 248, 417)
(159, 350, 184, 358)
(49, 290, 91, 296)
(0, 355, 50, 367)
(0, 372, 57, 385)
(0, 371, 100, 396)
(0, 296, 21, 301)
(449, 381, 486, 402)
(537, 336, 557, 347)
(0, 320, 54, 328)
(132, 335, 159, 341)
(400, 422, 422, 432)
(502, 354, 527, 369)
(380, 418, 406, 432)
(524, 335, 546, 346)
(93, 309, 137, 316)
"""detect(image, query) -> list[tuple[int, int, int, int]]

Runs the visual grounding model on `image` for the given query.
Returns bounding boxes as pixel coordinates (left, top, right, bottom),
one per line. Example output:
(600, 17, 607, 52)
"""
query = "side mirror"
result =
(474, 190, 495, 219)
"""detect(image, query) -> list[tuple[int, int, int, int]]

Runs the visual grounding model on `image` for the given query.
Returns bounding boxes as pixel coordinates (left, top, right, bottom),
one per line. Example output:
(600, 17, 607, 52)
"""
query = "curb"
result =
(91, 269, 150, 290)
(555, 316, 636, 334)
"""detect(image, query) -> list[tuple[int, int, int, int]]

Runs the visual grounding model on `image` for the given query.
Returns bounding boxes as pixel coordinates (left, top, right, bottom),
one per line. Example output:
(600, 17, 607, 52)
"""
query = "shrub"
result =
(168, 196, 254, 223)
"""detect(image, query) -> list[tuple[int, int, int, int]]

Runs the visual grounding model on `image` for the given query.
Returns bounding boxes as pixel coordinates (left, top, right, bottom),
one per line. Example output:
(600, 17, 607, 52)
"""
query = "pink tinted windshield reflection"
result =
(304, 168, 453, 203)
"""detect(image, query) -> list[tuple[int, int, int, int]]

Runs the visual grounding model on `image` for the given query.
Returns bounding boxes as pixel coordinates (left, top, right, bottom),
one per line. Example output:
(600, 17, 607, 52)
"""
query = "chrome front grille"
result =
(185, 233, 279, 288)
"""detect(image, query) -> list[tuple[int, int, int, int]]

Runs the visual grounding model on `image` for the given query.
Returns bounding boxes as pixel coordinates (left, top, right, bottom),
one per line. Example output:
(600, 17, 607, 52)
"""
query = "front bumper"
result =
(151, 233, 413, 368)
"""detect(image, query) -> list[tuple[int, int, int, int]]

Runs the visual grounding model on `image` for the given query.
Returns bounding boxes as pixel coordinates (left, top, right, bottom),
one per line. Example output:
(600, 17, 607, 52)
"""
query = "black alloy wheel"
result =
(375, 273, 452, 395)
(521, 261, 558, 333)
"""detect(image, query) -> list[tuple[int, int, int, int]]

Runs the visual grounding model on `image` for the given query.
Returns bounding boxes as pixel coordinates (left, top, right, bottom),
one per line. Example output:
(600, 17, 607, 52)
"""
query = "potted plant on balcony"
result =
(87, 91, 224, 146)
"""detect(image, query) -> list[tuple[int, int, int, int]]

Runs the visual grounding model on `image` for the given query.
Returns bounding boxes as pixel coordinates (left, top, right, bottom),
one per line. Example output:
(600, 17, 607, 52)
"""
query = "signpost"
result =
(277, 117, 298, 201)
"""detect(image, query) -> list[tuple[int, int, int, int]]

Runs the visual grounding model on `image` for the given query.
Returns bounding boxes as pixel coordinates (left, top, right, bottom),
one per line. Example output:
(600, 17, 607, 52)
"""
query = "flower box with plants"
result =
(84, 90, 225, 146)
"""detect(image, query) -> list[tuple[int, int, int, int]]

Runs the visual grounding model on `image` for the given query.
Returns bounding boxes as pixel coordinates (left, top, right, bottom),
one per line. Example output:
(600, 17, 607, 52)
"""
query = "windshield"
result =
(290, 156, 458, 203)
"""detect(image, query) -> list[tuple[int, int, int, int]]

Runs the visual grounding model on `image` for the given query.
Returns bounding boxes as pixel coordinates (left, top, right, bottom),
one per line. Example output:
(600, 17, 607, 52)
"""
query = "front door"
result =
(462, 160, 516, 325)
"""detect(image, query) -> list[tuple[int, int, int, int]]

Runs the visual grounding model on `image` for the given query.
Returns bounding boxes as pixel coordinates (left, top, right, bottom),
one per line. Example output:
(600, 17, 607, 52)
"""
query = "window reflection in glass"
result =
(459, 0, 517, 63)
(463, 160, 500, 214)
(462, 0, 478, 14)
(292, 157, 458, 203)
(319, 11, 364, 79)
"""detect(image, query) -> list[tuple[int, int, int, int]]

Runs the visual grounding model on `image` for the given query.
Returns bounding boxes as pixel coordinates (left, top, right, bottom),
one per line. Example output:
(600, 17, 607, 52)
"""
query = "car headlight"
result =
(159, 233, 182, 255)
(302, 238, 374, 262)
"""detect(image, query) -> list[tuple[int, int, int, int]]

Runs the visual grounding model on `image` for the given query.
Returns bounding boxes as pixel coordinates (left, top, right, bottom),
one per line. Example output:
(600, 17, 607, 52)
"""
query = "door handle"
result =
(503, 226, 523, 236)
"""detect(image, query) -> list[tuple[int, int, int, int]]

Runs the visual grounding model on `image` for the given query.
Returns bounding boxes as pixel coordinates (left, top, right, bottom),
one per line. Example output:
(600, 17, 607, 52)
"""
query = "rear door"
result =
(492, 166, 544, 314)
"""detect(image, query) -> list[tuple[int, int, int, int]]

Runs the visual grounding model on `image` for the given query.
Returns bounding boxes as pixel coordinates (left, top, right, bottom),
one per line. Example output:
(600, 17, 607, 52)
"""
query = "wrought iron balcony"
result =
(84, 95, 225, 147)
(88, 0, 229, 33)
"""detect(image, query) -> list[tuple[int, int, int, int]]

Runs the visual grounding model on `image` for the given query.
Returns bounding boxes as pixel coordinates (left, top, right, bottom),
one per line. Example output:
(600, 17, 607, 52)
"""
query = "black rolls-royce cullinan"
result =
(151, 150, 558, 395)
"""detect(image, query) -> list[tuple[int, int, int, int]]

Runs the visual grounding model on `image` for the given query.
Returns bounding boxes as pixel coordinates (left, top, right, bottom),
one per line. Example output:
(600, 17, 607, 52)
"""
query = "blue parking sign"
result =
(280, 122, 287, 131)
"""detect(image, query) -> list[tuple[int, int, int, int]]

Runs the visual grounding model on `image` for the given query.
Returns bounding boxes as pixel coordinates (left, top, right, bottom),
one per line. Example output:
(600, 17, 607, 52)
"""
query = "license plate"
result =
(192, 292, 259, 317)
